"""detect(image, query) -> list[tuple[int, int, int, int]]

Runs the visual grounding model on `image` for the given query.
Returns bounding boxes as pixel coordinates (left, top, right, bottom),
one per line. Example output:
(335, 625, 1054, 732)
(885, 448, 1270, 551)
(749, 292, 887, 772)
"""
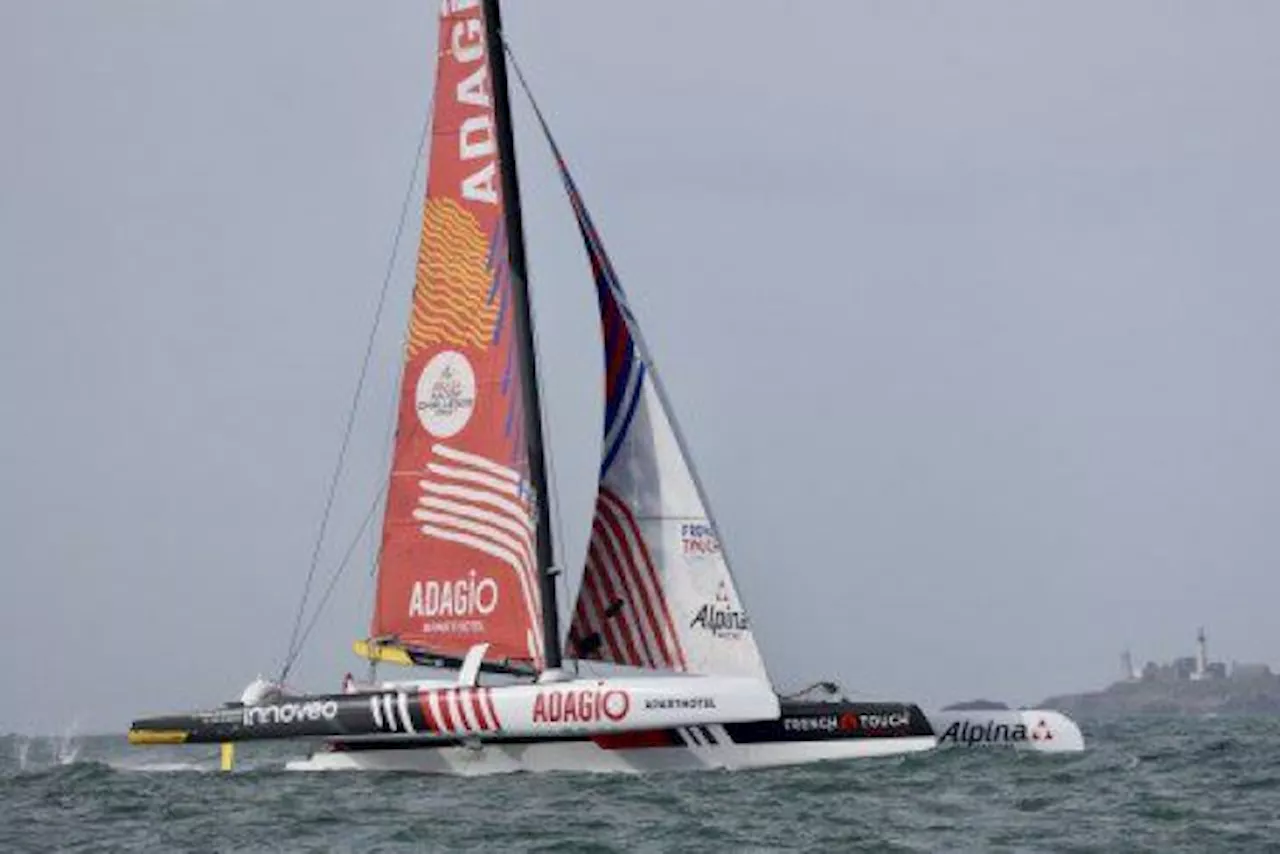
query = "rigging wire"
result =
(289, 484, 387, 668)
(278, 94, 434, 683)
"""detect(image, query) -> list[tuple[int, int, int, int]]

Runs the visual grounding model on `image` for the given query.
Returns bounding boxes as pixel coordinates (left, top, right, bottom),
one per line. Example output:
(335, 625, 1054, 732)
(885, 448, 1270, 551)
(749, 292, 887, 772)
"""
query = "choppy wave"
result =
(1, 718, 1279, 852)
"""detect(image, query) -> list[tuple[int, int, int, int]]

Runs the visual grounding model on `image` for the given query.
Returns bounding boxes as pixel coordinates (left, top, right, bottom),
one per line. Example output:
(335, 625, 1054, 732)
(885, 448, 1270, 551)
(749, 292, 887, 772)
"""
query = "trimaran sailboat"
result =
(129, 0, 1078, 773)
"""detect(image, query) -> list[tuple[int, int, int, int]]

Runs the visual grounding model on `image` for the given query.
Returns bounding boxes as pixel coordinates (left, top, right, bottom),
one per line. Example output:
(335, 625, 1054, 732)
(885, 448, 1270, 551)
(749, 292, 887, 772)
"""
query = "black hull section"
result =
(130, 693, 399, 745)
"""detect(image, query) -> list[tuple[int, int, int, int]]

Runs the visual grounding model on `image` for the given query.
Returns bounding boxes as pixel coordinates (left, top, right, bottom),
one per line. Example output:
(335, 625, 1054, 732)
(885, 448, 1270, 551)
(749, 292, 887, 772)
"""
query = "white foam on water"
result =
(106, 758, 216, 774)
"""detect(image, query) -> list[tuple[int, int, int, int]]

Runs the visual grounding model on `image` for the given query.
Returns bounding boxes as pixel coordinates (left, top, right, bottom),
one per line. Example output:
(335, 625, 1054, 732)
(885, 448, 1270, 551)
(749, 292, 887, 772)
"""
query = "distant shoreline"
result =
(1040, 673, 1280, 716)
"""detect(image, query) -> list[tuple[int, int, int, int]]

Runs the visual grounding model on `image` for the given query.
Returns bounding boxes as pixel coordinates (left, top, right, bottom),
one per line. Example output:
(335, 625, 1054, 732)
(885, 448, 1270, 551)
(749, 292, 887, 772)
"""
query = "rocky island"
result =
(1040, 628, 1280, 716)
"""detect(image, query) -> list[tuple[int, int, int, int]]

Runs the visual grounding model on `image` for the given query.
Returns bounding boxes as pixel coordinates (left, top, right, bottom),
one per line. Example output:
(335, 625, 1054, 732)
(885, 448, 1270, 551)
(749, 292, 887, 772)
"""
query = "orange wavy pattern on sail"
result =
(407, 197, 498, 357)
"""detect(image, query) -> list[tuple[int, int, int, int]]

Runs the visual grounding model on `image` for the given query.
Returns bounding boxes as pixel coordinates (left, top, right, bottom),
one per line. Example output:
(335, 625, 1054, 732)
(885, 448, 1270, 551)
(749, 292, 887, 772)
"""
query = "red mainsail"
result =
(371, 0, 544, 668)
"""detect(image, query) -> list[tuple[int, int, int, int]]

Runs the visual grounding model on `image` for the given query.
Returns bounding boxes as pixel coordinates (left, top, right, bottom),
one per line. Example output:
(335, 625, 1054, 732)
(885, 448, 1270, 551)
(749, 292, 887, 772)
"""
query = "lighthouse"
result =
(1192, 626, 1208, 681)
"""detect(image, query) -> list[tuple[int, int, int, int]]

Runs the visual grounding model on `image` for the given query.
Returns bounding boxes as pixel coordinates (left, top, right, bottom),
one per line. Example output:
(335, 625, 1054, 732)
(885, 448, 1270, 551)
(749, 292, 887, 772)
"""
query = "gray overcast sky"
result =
(2, 2, 1278, 735)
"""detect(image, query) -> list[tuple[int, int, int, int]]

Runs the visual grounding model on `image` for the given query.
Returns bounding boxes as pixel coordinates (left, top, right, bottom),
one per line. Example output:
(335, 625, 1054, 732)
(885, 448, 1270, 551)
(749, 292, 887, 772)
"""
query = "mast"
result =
(482, 0, 562, 671)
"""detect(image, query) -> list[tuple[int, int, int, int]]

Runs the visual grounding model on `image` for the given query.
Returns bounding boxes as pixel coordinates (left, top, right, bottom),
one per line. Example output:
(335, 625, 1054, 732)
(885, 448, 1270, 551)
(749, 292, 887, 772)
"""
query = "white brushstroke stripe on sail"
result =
(420, 495, 534, 537)
(417, 513, 541, 633)
(415, 444, 543, 661)
(526, 629, 539, 667)
(415, 498, 536, 573)
(432, 443, 521, 483)
(426, 462, 520, 498)
(414, 510, 535, 590)
(420, 480, 531, 527)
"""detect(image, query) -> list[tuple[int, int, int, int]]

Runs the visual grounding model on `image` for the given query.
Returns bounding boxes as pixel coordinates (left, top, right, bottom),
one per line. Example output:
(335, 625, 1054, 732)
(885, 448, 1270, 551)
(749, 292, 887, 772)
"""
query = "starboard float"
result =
(128, 0, 937, 773)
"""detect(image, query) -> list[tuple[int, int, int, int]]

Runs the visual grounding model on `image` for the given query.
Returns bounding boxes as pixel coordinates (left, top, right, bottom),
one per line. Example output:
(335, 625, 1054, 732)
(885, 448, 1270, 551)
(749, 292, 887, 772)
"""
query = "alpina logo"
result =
(416, 351, 476, 438)
(690, 582, 749, 638)
(940, 720, 1030, 745)
(532, 688, 631, 725)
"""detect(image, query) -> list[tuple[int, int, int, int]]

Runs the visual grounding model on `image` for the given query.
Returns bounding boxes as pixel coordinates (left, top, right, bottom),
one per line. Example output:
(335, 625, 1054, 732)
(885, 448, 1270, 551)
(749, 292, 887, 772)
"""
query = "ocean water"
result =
(2, 717, 1277, 852)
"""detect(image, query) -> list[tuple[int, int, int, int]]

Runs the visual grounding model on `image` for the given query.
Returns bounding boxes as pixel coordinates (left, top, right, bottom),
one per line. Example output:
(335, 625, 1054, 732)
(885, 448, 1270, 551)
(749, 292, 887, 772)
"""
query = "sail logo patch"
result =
(416, 350, 476, 438)
(689, 582, 750, 638)
(681, 522, 721, 559)
(408, 571, 498, 619)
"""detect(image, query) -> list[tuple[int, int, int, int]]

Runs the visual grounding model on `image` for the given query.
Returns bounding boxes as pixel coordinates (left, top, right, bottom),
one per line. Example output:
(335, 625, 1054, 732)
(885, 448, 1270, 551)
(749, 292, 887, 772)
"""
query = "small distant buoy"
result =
(220, 742, 235, 772)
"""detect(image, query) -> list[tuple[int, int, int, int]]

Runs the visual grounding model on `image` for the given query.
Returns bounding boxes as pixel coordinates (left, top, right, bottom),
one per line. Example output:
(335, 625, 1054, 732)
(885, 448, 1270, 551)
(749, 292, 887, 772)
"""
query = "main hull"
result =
(131, 676, 938, 775)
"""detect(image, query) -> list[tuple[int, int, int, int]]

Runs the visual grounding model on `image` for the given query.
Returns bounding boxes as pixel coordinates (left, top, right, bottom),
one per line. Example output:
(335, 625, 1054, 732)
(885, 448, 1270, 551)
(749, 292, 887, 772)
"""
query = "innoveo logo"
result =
(242, 699, 338, 727)
(408, 571, 498, 618)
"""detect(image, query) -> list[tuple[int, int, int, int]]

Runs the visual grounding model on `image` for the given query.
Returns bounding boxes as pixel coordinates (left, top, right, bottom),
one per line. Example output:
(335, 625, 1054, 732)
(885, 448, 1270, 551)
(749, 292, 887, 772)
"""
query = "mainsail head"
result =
(371, 0, 547, 670)
(549, 150, 772, 682)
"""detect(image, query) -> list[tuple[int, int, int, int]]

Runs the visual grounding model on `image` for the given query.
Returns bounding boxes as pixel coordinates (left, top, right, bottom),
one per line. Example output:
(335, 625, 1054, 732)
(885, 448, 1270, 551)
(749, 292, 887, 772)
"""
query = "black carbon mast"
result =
(482, 0, 562, 671)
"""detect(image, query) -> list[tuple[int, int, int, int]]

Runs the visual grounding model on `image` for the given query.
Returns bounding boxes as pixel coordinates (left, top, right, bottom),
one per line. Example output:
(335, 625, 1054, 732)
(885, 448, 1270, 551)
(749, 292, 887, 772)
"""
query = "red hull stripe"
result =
(484, 688, 501, 730)
(469, 688, 490, 731)
(418, 690, 439, 733)
(435, 689, 456, 733)
(452, 688, 473, 733)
